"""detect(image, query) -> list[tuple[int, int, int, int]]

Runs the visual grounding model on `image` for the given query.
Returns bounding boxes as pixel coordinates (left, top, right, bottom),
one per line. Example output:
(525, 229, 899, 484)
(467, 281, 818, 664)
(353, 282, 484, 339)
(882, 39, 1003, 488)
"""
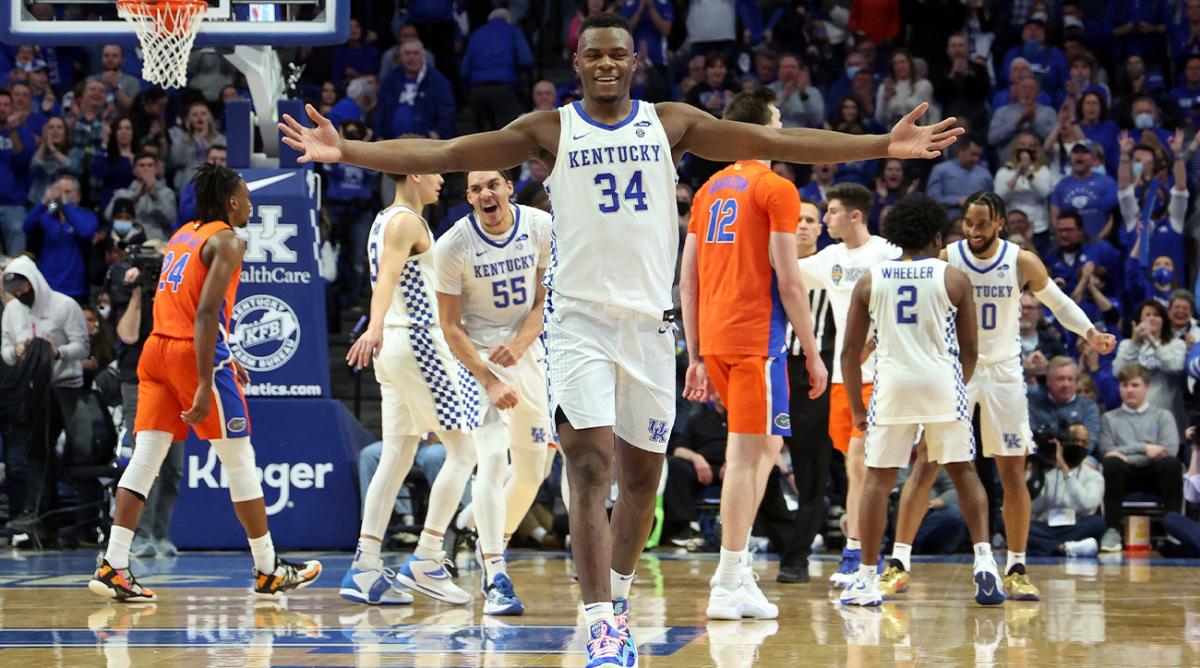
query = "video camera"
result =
(126, 244, 165, 294)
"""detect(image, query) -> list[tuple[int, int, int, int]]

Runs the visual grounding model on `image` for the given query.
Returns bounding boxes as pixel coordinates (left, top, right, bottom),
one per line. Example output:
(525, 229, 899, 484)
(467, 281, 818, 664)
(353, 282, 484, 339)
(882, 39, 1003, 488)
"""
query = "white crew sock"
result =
(583, 601, 617, 630)
(716, 547, 746, 589)
(857, 563, 876, 582)
(105, 525, 135, 570)
(1006, 551, 1026, 574)
(973, 542, 993, 565)
(611, 569, 635, 600)
(846, 538, 862, 551)
(414, 530, 444, 560)
(355, 536, 383, 570)
(248, 532, 276, 574)
(484, 555, 507, 583)
(891, 542, 912, 571)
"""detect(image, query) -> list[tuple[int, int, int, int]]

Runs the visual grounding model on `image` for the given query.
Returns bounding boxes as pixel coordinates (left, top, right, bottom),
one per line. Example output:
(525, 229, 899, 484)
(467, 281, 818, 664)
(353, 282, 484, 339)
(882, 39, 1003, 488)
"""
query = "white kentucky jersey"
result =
(434, 204, 553, 349)
(867, 259, 967, 425)
(368, 204, 439, 329)
(797, 235, 901, 384)
(946, 239, 1022, 366)
(544, 100, 678, 317)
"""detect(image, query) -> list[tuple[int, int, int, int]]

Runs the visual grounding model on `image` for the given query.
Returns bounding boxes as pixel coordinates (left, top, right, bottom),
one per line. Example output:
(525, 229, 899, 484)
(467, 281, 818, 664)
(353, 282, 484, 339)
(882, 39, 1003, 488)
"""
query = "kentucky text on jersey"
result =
(566, 144, 664, 168)
(974, 285, 1015, 299)
(880, 265, 935, 280)
(472, 253, 536, 279)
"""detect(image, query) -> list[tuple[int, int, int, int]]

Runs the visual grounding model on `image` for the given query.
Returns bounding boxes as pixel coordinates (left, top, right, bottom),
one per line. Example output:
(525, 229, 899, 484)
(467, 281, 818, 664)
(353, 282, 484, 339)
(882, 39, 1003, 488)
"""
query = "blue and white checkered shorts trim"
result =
(400, 262, 479, 431)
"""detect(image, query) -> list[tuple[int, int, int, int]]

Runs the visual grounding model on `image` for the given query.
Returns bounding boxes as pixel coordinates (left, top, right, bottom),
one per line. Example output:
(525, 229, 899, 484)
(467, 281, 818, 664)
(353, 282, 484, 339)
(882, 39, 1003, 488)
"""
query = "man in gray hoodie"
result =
(0, 255, 91, 535)
(1098, 362, 1184, 552)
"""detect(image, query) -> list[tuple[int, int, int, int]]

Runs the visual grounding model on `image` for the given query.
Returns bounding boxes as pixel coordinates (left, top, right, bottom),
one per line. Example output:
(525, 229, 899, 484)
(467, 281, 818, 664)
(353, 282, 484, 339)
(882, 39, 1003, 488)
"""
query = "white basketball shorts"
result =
(545, 293, 676, 454)
(865, 420, 976, 469)
(375, 325, 480, 437)
(465, 338, 554, 449)
(968, 358, 1036, 457)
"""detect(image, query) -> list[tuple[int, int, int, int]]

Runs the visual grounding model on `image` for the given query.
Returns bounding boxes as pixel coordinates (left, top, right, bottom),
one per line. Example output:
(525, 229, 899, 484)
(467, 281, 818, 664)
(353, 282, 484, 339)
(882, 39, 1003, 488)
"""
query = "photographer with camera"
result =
(1098, 363, 1184, 553)
(107, 242, 183, 558)
(22, 174, 98, 302)
(103, 152, 176, 241)
(1026, 423, 1106, 557)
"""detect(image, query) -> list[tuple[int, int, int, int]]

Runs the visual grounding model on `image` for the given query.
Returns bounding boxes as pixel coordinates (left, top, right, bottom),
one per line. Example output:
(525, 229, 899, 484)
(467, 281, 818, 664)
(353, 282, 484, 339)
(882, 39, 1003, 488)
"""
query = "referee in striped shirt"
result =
(777, 200, 837, 583)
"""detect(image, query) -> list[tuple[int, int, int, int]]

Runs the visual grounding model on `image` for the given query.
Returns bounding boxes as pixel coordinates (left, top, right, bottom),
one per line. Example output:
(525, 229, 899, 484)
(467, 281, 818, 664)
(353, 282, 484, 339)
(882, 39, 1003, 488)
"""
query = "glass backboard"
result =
(0, 0, 348, 47)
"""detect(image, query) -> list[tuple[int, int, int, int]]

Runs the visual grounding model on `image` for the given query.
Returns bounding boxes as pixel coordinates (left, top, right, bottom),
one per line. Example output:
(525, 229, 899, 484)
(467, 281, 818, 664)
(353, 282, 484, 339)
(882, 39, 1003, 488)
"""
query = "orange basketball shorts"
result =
(828, 383, 873, 453)
(705, 354, 790, 436)
(135, 334, 251, 441)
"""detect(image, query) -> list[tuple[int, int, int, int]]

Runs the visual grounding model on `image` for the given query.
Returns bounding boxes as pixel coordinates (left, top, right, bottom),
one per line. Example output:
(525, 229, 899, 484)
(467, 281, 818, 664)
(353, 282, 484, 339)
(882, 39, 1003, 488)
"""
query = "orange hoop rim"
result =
(117, 0, 208, 31)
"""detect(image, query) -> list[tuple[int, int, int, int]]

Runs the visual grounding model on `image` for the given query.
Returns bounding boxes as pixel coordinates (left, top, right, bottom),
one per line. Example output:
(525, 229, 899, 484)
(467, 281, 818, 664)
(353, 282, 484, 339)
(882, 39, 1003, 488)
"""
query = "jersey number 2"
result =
(594, 171, 648, 213)
(896, 286, 918, 324)
(157, 252, 190, 292)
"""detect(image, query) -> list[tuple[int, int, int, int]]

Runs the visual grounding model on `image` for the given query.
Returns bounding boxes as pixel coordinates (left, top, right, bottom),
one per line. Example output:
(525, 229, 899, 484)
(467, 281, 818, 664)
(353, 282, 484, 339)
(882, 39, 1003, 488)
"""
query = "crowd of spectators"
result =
(2, 1, 1200, 557)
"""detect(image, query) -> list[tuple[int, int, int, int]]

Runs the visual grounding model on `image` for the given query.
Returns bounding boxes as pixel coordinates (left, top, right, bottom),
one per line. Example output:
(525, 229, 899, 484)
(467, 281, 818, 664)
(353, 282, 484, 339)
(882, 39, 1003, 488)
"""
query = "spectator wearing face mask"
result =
(1118, 131, 1189, 275)
(1026, 423, 1106, 557)
(0, 256, 91, 538)
(1114, 301, 1187, 435)
(103, 152, 176, 241)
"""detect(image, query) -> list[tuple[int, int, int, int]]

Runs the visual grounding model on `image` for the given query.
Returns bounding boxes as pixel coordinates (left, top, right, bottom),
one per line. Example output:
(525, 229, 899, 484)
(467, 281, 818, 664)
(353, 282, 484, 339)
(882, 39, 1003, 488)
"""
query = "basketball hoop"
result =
(117, 0, 208, 89)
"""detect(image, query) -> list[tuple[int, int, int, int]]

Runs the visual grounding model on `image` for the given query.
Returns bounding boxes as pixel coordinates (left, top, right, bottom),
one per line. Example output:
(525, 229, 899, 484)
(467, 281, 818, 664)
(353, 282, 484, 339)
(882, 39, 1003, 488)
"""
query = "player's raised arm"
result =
(346, 213, 423, 370)
(662, 101, 962, 164)
(279, 104, 554, 174)
(842, 273, 873, 431)
(1017, 249, 1117, 355)
(184, 229, 242, 425)
(945, 266, 979, 385)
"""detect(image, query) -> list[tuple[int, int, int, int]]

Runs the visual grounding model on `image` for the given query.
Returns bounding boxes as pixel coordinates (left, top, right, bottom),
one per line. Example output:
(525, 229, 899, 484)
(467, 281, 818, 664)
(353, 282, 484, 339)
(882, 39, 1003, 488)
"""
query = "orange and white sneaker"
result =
(253, 557, 322, 599)
(88, 557, 157, 603)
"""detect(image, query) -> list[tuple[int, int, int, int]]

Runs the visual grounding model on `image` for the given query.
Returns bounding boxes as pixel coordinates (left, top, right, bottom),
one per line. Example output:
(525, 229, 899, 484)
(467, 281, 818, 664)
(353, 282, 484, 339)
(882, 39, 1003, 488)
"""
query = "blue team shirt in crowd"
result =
(325, 164, 375, 202)
(620, 0, 674, 66)
(1050, 172, 1119, 239)
(0, 125, 34, 206)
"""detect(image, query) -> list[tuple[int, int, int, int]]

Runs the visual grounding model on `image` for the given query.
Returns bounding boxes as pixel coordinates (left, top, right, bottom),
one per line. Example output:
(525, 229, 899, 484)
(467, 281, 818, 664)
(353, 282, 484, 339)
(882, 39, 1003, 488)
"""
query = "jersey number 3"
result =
(157, 251, 191, 292)
(896, 285, 918, 324)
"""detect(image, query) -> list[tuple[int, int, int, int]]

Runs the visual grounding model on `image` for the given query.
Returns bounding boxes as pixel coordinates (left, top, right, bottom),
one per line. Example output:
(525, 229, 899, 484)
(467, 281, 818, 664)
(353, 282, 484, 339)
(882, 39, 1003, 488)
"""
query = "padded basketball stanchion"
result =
(225, 98, 252, 169)
(277, 99, 307, 170)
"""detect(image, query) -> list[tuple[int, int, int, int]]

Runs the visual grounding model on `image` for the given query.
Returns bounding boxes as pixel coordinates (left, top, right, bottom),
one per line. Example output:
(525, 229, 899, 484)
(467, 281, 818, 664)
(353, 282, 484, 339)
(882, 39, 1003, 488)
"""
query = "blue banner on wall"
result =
(172, 399, 371, 549)
(231, 168, 329, 398)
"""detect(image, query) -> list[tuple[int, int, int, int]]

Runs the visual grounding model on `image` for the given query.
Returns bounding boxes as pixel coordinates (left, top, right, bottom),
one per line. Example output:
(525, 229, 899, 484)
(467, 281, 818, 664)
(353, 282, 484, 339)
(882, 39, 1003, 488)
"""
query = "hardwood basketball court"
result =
(0, 550, 1197, 666)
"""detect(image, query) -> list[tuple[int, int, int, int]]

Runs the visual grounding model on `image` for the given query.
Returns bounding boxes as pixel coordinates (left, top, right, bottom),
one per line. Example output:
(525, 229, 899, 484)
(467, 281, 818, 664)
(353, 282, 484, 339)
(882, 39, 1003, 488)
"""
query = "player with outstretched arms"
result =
(280, 12, 960, 666)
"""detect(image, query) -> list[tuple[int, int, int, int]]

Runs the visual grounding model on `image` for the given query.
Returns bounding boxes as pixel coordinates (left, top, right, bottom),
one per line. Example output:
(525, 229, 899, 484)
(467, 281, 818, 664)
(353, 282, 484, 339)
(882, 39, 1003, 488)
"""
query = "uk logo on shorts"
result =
(531, 427, 548, 444)
(1003, 433, 1023, 449)
(648, 419, 669, 444)
(229, 295, 302, 372)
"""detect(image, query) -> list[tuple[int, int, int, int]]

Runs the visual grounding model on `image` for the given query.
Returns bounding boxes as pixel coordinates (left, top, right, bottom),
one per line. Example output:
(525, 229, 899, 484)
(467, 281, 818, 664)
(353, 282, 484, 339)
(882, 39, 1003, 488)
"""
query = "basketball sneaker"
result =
(829, 548, 861, 589)
(584, 620, 625, 667)
(879, 563, 910, 598)
(88, 557, 157, 603)
(613, 597, 638, 667)
(1003, 570, 1040, 601)
(397, 553, 471, 604)
(972, 556, 1005, 606)
(339, 564, 415, 605)
(253, 557, 322, 599)
(838, 571, 883, 607)
(706, 581, 780, 619)
(482, 573, 525, 616)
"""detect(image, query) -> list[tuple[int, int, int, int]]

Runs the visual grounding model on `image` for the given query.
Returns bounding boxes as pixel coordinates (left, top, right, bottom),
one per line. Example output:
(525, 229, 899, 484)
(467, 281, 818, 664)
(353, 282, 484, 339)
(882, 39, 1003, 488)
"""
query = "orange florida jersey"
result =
(689, 161, 800, 357)
(151, 221, 240, 364)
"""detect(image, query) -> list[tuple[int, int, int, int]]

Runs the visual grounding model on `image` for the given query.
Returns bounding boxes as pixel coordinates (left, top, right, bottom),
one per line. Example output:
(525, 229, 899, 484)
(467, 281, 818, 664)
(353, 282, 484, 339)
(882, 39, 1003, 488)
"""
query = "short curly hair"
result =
(881, 195, 947, 252)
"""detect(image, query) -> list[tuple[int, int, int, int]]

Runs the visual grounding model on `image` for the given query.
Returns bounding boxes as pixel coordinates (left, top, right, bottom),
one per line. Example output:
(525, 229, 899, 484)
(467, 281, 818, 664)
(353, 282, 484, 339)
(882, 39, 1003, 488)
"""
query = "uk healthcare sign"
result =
(230, 168, 329, 398)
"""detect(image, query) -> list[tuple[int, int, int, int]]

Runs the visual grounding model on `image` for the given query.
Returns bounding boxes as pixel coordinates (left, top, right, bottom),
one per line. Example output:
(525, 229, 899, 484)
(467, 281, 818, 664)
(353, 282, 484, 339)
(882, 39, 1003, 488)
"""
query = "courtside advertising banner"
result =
(230, 168, 329, 398)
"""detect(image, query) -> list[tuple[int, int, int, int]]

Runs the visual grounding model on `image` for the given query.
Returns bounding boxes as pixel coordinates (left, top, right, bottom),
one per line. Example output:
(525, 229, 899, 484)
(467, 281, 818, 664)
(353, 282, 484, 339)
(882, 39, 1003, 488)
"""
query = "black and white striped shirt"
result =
(785, 287, 836, 359)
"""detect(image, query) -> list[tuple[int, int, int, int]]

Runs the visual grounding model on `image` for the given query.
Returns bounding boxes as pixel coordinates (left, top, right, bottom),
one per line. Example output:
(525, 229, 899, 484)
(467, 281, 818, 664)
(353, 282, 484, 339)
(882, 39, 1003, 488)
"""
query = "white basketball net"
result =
(117, 1, 206, 89)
